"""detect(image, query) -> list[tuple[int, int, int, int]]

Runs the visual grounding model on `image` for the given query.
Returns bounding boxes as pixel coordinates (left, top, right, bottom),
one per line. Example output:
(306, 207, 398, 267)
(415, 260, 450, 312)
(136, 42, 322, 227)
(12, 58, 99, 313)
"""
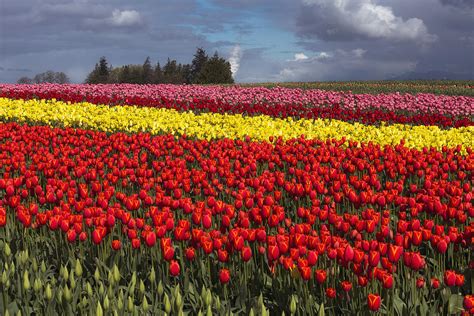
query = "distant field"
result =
(238, 80, 474, 96)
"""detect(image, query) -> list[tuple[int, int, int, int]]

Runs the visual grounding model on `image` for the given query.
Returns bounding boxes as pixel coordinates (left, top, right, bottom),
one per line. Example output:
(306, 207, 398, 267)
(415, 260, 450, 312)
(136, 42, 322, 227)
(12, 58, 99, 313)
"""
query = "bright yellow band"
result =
(0, 98, 472, 152)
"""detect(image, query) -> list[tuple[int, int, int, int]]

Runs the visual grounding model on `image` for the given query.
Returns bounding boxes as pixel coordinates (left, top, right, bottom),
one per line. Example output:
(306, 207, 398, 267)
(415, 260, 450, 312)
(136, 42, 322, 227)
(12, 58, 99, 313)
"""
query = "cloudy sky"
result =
(0, 0, 473, 83)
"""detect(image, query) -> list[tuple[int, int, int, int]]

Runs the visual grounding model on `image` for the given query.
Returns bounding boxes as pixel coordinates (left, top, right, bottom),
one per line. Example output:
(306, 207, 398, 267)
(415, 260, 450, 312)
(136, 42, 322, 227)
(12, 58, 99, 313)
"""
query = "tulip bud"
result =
(96, 301, 103, 316)
(128, 296, 134, 313)
(45, 283, 53, 300)
(94, 267, 100, 282)
(82, 296, 88, 308)
(10, 262, 15, 274)
(206, 305, 212, 316)
(33, 278, 42, 292)
(258, 293, 264, 308)
(142, 295, 149, 311)
(118, 295, 124, 310)
(158, 281, 164, 297)
(69, 271, 76, 289)
(164, 293, 171, 314)
(290, 295, 297, 315)
(4, 243, 11, 257)
(149, 266, 156, 283)
(104, 295, 110, 311)
(63, 284, 72, 302)
(23, 270, 31, 290)
(57, 286, 63, 303)
(4, 310, 9, 316)
(86, 282, 93, 296)
(108, 284, 114, 298)
(130, 272, 137, 291)
(16, 311, 21, 316)
(139, 279, 145, 295)
(75, 259, 83, 277)
(32, 258, 38, 272)
(205, 289, 212, 307)
(99, 283, 105, 296)
(1, 271, 8, 285)
(41, 261, 46, 273)
(62, 266, 69, 281)
(249, 308, 255, 316)
(113, 264, 120, 283)
(197, 310, 203, 316)
(175, 291, 183, 309)
(178, 308, 184, 316)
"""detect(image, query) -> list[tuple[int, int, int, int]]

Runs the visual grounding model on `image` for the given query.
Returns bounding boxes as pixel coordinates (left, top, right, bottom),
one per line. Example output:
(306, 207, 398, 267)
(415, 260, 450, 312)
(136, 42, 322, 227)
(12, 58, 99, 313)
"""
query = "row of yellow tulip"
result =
(0, 97, 472, 152)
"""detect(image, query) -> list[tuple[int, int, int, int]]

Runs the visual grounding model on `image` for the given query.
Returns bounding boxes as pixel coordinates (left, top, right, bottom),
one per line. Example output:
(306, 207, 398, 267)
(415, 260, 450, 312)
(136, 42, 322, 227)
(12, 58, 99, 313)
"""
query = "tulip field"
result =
(0, 83, 473, 315)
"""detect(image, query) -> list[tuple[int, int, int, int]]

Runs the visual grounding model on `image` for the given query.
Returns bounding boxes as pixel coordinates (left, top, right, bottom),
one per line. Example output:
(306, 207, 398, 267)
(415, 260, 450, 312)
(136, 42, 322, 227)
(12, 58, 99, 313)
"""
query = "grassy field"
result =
(237, 80, 474, 96)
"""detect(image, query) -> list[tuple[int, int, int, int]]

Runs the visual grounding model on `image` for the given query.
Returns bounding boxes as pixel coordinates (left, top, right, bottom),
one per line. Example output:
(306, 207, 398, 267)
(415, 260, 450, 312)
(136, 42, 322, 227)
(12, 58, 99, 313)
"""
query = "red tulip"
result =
(185, 247, 196, 261)
(416, 277, 425, 288)
(315, 269, 327, 284)
(219, 268, 230, 284)
(367, 294, 381, 311)
(444, 270, 456, 287)
(341, 280, 352, 292)
(325, 287, 336, 299)
(145, 231, 157, 247)
(431, 278, 440, 289)
(169, 260, 180, 277)
(241, 246, 252, 262)
(464, 295, 474, 311)
(455, 274, 465, 287)
(111, 239, 122, 251)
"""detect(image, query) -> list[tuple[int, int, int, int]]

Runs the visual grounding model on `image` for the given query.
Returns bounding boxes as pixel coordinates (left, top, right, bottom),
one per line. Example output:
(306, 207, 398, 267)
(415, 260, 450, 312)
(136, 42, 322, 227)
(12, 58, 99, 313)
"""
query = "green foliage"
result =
(237, 80, 474, 96)
(85, 57, 111, 84)
(194, 52, 234, 84)
(17, 71, 70, 84)
(84, 48, 234, 85)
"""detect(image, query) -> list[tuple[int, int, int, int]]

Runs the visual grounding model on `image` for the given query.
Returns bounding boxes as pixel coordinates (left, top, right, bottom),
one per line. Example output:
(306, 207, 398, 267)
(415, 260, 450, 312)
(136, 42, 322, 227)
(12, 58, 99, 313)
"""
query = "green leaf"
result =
(318, 303, 325, 316)
(448, 294, 464, 315)
(393, 293, 406, 316)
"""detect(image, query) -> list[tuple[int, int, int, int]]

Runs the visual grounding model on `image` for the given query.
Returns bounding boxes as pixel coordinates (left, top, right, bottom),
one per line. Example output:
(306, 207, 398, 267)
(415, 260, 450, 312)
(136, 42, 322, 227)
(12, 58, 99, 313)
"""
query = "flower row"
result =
(1, 98, 472, 153)
(0, 84, 472, 127)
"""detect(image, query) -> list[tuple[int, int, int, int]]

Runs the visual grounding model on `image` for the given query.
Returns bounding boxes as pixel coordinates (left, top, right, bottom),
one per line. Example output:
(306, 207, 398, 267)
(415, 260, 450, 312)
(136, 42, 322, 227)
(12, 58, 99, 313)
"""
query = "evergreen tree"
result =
(190, 47, 208, 83)
(153, 62, 163, 84)
(17, 77, 33, 84)
(85, 56, 110, 83)
(142, 57, 153, 84)
(196, 52, 234, 84)
(119, 65, 131, 83)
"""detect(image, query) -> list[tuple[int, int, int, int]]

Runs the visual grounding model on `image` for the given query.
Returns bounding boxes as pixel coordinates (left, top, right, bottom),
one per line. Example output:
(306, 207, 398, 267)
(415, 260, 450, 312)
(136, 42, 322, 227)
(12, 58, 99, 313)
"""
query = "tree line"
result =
(17, 71, 70, 84)
(85, 48, 234, 84)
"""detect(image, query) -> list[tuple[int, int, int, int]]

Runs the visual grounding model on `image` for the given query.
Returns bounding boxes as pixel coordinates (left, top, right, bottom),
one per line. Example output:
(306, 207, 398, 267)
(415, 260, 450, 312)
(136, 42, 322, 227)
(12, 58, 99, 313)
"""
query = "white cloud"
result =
(302, 0, 437, 43)
(229, 44, 242, 76)
(294, 53, 309, 61)
(109, 9, 142, 27)
(352, 48, 366, 58)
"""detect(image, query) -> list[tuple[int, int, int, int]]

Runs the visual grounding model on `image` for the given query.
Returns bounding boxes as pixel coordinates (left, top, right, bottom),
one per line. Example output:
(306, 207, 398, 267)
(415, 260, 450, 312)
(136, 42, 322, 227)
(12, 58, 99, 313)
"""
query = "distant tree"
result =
(190, 47, 208, 83)
(163, 58, 184, 84)
(55, 72, 70, 84)
(142, 57, 153, 84)
(26, 71, 70, 84)
(17, 76, 33, 84)
(85, 56, 111, 83)
(196, 52, 234, 84)
(182, 64, 192, 84)
(153, 62, 163, 84)
(119, 65, 131, 83)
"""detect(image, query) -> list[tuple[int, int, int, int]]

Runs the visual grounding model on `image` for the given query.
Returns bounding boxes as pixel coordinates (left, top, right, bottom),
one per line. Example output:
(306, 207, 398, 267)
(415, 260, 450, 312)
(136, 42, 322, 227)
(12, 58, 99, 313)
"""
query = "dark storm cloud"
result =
(0, 0, 473, 82)
(439, 0, 474, 9)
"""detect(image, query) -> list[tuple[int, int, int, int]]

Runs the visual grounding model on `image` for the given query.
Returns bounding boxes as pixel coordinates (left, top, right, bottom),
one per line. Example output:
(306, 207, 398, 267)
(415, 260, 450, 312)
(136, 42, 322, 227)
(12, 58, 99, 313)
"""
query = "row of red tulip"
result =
(0, 84, 472, 128)
(0, 122, 472, 314)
